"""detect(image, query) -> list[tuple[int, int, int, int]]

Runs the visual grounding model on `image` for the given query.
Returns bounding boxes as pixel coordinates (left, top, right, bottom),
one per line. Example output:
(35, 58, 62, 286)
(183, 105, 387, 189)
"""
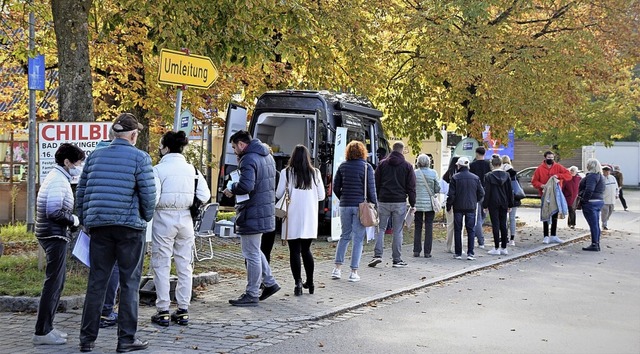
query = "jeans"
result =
(287, 239, 314, 283)
(488, 207, 508, 249)
(375, 202, 408, 262)
(102, 263, 120, 316)
(507, 207, 517, 238)
(413, 211, 435, 256)
(151, 210, 195, 311)
(473, 203, 485, 246)
(543, 213, 558, 237)
(335, 207, 366, 270)
(454, 211, 476, 256)
(35, 238, 68, 336)
(80, 226, 145, 345)
(240, 233, 277, 298)
(601, 204, 614, 228)
(582, 200, 604, 244)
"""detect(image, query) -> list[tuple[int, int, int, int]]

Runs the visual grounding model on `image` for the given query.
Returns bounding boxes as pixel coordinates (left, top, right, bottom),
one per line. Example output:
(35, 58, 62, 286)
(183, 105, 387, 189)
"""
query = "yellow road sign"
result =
(158, 49, 219, 89)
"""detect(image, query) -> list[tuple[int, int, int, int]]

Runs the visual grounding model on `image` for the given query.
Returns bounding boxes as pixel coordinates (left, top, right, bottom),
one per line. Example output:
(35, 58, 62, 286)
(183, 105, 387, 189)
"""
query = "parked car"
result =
(516, 166, 584, 198)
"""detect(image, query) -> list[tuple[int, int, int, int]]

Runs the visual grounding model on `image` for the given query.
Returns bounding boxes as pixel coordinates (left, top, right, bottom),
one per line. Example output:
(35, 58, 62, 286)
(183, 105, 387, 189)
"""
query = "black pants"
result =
(80, 226, 145, 345)
(413, 211, 435, 256)
(488, 207, 508, 249)
(567, 205, 577, 227)
(287, 239, 314, 284)
(35, 238, 68, 336)
(261, 231, 276, 263)
(619, 189, 628, 210)
(543, 213, 558, 237)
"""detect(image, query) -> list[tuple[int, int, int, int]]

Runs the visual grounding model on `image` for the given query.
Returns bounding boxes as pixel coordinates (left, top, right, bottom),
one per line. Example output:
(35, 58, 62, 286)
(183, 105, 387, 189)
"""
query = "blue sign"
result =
(179, 109, 193, 135)
(482, 126, 515, 160)
(28, 55, 45, 91)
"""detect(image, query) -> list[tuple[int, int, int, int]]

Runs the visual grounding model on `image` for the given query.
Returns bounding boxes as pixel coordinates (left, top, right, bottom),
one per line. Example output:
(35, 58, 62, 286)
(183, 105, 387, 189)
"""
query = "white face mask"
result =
(68, 165, 82, 176)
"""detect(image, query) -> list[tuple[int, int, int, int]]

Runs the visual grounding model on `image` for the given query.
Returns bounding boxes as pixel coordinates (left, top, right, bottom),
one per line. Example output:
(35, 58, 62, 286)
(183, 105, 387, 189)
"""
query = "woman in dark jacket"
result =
(442, 156, 460, 253)
(579, 158, 606, 251)
(33, 143, 85, 345)
(501, 155, 521, 246)
(332, 141, 377, 282)
(483, 155, 514, 255)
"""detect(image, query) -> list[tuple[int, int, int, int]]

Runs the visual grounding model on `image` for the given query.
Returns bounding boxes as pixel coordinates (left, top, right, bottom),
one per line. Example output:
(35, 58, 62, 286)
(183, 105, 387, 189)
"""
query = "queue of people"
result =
(33, 115, 619, 352)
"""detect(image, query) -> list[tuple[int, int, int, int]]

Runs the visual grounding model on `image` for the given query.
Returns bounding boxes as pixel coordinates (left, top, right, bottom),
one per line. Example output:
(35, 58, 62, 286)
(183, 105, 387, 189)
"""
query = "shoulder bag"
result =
(358, 164, 379, 227)
(418, 170, 441, 211)
(511, 176, 526, 200)
(275, 170, 290, 219)
(190, 166, 204, 222)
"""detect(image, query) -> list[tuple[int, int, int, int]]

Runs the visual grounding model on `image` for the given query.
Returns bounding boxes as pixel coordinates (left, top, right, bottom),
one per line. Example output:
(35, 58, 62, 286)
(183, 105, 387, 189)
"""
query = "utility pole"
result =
(26, 7, 36, 232)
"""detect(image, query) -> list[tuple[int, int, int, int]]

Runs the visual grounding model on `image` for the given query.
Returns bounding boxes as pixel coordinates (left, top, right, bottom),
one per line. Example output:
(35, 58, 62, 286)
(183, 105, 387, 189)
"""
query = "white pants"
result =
(445, 208, 455, 252)
(151, 209, 194, 311)
(601, 204, 614, 228)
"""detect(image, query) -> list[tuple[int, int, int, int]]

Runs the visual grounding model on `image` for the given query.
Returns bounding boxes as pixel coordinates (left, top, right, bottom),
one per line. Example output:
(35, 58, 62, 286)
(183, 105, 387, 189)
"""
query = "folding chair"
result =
(193, 203, 219, 261)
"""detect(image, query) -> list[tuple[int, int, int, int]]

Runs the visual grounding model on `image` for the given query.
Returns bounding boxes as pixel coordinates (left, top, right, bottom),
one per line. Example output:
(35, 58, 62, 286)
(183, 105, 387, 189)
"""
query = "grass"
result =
(520, 198, 542, 208)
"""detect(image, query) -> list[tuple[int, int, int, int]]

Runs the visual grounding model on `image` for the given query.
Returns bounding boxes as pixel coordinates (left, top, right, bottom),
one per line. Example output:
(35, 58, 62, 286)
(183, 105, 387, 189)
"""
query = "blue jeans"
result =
(240, 233, 277, 298)
(474, 203, 485, 246)
(375, 202, 407, 262)
(335, 207, 365, 270)
(35, 238, 68, 336)
(582, 200, 604, 244)
(454, 211, 476, 256)
(507, 207, 517, 238)
(102, 263, 120, 316)
(80, 226, 145, 345)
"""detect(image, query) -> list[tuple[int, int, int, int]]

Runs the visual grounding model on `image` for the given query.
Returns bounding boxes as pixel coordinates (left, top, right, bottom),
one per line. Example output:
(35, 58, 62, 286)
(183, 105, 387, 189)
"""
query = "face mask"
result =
(545, 158, 554, 165)
(69, 166, 82, 176)
(158, 146, 169, 158)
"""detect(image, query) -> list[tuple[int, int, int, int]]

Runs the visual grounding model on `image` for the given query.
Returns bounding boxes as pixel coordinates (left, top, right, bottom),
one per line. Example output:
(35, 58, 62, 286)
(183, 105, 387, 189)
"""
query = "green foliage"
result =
(217, 212, 235, 222)
(0, 222, 35, 242)
(0, 254, 88, 296)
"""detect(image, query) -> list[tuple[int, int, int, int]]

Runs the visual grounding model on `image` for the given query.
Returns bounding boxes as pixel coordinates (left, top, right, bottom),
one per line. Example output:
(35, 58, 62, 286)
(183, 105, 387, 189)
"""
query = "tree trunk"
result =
(51, 0, 94, 122)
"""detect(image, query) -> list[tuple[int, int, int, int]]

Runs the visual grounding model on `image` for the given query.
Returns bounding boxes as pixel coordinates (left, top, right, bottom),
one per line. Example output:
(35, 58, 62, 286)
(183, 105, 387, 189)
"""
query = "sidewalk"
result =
(0, 222, 591, 354)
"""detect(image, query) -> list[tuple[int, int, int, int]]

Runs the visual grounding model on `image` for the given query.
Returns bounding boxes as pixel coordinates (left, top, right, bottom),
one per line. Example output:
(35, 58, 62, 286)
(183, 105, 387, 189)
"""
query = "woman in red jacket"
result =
(531, 151, 571, 243)
(562, 166, 582, 229)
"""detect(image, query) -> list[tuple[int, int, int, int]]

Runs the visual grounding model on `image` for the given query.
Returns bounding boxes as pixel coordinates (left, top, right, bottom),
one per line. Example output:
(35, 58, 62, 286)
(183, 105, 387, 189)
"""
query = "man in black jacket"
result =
(447, 157, 485, 260)
(368, 142, 416, 268)
(469, 146, 490, 248)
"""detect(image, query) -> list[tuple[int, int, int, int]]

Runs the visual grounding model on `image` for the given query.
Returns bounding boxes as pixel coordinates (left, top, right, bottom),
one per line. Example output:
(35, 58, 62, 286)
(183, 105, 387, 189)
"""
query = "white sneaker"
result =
(51, 328, 68, 339)
(488, 248, 501, 255)
(478, 244, 486, 249)
(550, 236, 564, 243)
(500, 248, 508, 255)
(509, 240, 515, 247)
(467, 255, 476, 260)
(542, 236, 550, 244)
(348, 272, 361, 282)
(33, 331, 67, 345)
(331, 268, 341, 279)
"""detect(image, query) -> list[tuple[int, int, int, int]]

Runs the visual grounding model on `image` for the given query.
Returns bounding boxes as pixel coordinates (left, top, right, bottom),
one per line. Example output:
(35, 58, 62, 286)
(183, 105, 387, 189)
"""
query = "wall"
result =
(591, 142, 640, 187)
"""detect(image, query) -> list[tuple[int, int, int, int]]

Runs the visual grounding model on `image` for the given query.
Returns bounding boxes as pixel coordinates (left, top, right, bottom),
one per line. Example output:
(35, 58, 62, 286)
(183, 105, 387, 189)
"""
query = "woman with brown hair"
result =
(332, 141, 377, 282)
(276, 145, 325, 295)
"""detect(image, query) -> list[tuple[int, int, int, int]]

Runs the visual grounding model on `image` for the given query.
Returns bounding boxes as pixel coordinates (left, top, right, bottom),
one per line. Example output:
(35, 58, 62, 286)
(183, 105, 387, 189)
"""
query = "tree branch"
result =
(488, 0, 519, 26)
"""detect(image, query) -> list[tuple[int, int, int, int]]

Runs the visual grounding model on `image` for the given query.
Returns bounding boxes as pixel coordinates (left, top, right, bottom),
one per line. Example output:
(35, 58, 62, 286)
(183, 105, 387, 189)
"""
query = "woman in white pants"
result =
(151, 131, 211, 326)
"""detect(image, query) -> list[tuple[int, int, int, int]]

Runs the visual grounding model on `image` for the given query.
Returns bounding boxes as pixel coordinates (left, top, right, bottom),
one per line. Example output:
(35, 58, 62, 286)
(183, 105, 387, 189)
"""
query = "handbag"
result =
(358, 164, 379, 227)
(573, 191, 583, 210)
(511, 177, 526, 200)
(190, 167, 204, 221)
(418, 170, 441, 211)
(275, 171, 290, 219)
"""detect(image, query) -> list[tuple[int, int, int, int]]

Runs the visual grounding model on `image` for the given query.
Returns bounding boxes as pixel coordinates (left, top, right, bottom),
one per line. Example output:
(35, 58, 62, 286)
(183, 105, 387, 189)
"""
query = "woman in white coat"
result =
(276, 145, 325, 296)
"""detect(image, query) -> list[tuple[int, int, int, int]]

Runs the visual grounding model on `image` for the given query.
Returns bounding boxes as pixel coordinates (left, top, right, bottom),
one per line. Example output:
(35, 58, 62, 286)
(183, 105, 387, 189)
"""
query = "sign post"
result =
(158, 48, 219, 131)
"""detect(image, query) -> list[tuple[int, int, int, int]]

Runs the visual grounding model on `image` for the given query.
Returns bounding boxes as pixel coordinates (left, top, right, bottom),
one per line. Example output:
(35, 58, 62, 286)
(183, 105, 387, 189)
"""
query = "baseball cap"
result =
(602, 165, 611, 171)
(456, 156, 470, 167)
(112, 113, 143, 132)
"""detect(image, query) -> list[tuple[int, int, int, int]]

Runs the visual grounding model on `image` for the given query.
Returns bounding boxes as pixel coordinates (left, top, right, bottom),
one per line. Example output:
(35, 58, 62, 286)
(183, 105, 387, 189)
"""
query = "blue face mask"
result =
(68, 165, 82, 177)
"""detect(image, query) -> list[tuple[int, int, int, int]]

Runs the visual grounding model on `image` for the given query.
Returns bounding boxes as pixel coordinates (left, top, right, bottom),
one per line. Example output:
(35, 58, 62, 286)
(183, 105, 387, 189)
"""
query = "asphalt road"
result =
(259, 191, 640, 354)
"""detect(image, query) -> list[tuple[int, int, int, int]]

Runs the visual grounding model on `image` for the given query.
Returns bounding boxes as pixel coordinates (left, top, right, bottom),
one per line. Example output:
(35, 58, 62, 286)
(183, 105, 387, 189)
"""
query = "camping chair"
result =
(193, 203, 219, 261)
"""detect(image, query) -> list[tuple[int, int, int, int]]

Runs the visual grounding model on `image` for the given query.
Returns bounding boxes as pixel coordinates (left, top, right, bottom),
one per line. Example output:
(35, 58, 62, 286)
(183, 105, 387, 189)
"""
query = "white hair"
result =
(417, 154, 430, 168)
(585, 158, 602, 174)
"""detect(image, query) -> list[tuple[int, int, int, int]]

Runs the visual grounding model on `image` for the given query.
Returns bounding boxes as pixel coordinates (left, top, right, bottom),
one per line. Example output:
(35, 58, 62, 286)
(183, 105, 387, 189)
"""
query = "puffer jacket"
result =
(374, 151, 416, 206)
(229, 139, 276, 235)
(35, 165, 76, 241)
(154, 153, 211, 210)
(579, 173, 605, 201)
(76, 138, 156, 230)
(333, 159, 377, 207)
(482, 169, 514, 209)
(447, 167, 484, 213)
(414, 168, 440, 212)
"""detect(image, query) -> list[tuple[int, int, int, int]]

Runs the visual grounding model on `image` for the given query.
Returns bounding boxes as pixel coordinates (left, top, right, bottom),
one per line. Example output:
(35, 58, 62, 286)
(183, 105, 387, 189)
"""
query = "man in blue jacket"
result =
(76, 113, 156, 353)
(446, 157, 485, 260)
(223, 130, 280, 306)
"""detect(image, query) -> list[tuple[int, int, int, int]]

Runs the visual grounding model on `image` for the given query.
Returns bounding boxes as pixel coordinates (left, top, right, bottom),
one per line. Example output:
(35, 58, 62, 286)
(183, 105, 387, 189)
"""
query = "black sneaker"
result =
(392, 260, 408, 268)
(99, 312, 117, 328)
(259, 284, 281, 301)
(229, 293, 259, 307)
(171, 309, 189, 325)
(151, 310, 170, 327)
(368, 257, 382, 267)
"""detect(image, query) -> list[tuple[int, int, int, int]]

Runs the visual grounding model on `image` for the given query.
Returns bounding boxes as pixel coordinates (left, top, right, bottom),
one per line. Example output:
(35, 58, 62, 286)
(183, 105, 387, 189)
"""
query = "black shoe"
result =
(424, 254, 432, 258)
(302, 281, 315, 294)
(151, 310, 170, 327)
(229, 293, 259, 307)
(116, 338, 149, 353)
(79, 341, 95, 352)
(582, 243, 601, 251)
(294, 280, 303, 296)
(413, 252, 420, 257)
(259, 284, 281, 301)
(171, 308, 189, 325)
